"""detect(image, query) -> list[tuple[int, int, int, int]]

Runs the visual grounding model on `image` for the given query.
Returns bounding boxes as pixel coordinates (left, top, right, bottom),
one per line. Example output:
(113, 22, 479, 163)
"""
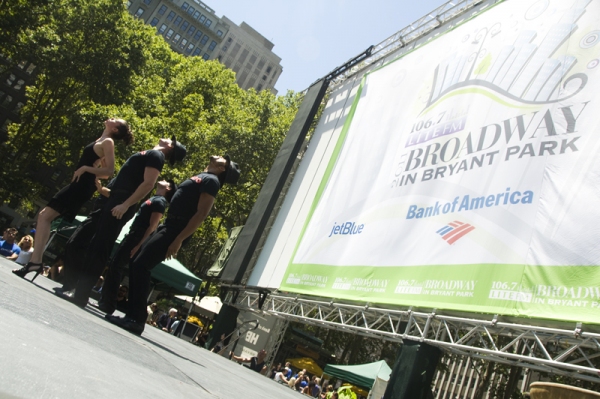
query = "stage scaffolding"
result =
(220, 0, 600, 386)
(225, 290, 600, 384)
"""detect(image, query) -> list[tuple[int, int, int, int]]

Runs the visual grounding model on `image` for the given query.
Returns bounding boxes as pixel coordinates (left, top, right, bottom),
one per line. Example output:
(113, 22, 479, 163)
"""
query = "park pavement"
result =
(0, 257, 300, 399)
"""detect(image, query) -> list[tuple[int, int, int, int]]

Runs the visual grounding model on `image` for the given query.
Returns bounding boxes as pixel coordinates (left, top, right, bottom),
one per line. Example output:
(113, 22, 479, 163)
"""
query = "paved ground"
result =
(0, 257, 301, 399)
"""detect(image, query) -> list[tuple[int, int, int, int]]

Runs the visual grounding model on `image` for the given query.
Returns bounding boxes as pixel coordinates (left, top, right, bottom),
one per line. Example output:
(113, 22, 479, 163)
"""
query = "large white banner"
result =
(281, 0, 600, 324)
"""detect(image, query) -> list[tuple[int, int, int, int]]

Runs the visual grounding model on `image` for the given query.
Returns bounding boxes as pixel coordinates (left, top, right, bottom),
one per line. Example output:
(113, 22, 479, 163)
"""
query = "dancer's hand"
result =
(111, 204, 128, 219)
(130, 244, 141, 258)
(166, 240, 182, 259)
(72, 166, 88, 182)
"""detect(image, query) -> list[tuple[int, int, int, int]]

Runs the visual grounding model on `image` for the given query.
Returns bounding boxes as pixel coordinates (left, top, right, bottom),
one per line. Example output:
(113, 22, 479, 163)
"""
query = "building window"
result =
(179, 38, 188, 49)
(194, 31, 202, 41)
(25, 64, 37, 74)
(6, 74, 16, 86)
(17, 60, 27, 69)
(227, 37, 232, 43)
(221, 45, 228, 51)
(181, 2, 189, 11)
(150, 17, 159, 26)
(266, 66, 272, 73)
(193, 11, 201, 20)
(165, 29, 174, 39)
(143, 0, 152, 4)
(208, 40, 217, 51)
(262, 75, 267, 81)
(14, 102, 23, 112)
(158, 24, 167, 34)
(204, 19, 212, 27)
(1, 95, 13, 108)
(199, 15, 206, 23)
(185, 44, 194, 54)
(180, 21, 189, 31)
(203, 53, 210, 60)
(200, 36, 209, 45)
(134, 7, 144, 17)
(217, 30, 223, 37)
(187, 6, 195, 15)
(158, 4, 167, 14)
(192, 48, 202, 56)
(186, 26, 196, 36)
(257, 84, 263, 91)
(13, 79, 25, 90)
(166, 11, 176, 21)
(172, 33, 181, 43)
(173, 16, 182, 26)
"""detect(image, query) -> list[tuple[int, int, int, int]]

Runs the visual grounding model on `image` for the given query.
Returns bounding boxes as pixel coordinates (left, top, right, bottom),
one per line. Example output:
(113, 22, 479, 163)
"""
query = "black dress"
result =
(47, 141, 100, 222)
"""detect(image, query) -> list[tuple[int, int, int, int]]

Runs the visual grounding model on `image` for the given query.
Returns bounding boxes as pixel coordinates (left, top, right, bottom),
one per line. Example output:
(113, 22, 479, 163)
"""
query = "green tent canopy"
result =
(323, 360, 392, 390)
(150, 257, 201, 296)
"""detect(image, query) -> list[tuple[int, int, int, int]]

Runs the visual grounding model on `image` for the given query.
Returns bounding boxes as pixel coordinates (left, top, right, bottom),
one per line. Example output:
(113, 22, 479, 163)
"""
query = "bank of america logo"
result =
(436, 221, 475, 245)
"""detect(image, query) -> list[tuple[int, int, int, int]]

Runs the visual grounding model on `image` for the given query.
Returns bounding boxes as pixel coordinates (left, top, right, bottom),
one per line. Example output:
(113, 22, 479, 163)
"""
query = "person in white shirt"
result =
(14, 235, 34, 266)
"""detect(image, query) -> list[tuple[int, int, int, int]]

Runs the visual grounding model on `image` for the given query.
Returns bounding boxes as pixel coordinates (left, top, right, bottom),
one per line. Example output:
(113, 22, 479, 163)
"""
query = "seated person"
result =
(157, 308, 178, 332)
(14, 235, 34, 265)
(1, 228, 21, 259)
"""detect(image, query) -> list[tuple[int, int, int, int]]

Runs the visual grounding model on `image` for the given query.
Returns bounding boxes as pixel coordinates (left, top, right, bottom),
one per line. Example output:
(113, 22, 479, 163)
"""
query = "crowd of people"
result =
(4, 117, 241, 337)
(265, 362, 342, 399)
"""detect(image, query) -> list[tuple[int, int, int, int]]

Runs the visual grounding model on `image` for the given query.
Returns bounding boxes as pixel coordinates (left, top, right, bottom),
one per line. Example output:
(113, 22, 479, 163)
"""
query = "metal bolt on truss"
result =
(227, 290, 600, 384)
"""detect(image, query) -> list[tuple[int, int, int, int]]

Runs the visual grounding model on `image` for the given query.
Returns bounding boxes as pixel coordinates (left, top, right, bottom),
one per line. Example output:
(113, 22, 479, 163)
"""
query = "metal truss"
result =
(226, 290, 600, 384)
(327, 0, 502, 89)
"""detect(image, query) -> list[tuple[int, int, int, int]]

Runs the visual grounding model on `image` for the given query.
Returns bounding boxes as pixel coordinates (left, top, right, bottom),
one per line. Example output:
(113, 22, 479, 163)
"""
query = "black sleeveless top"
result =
(76, 141, 101, 184)
(47, 141, 102, 222)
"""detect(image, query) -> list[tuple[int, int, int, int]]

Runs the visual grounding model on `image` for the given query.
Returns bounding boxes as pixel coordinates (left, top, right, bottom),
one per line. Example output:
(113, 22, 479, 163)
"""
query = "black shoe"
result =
(12, 262, 43, 281)
(96, 301, 115, 315)
(53, 286, 74, 295)
(105, 315, 144, 336)
(55, 289, 87, 308)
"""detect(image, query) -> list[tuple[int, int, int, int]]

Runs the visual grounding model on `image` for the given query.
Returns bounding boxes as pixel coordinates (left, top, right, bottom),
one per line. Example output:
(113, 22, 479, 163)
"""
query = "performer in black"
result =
(13, 118, 133, 280)
(57, 136, 186, 308)
(98, 179, 176, 315)
(107, 155, 240, 335)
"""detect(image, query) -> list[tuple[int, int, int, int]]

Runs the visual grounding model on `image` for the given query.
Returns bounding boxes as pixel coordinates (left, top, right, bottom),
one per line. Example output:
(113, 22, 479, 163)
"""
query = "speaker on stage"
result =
(383, 341, 441, 399)
(205, 304, 239, 351)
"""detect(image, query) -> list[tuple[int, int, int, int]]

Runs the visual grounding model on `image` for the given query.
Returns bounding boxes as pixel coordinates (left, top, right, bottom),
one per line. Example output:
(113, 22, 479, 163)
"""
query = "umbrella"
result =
(286, 357, 324, 376)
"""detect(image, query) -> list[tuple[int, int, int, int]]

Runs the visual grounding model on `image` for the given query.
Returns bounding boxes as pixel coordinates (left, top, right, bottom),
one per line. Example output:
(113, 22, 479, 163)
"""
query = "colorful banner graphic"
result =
(280, 0, 600, 325)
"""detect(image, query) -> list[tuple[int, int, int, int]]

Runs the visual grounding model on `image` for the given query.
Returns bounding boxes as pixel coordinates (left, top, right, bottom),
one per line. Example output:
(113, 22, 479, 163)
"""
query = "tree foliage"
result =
(0, 0, 301, 276)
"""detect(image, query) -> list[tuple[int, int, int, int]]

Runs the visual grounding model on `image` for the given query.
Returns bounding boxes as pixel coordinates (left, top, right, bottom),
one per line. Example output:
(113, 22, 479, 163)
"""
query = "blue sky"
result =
(213, 0, 450, 94)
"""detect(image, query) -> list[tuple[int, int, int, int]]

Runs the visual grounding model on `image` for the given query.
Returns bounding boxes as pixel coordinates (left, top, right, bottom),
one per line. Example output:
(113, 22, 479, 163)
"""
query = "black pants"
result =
(126, 221, 187, 324)
(62, 207, 103, 290)
(72, 192, 137, 304)
(100, 226, 145, 311)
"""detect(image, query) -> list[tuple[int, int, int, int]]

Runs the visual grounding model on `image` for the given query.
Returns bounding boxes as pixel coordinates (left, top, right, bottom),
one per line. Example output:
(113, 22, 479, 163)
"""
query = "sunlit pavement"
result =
(0, 257, 299, 399)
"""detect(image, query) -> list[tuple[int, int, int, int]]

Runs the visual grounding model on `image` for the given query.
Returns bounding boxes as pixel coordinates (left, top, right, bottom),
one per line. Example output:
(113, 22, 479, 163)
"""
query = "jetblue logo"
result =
(436, 221, 474, 245)
(328, 221, 364, 237)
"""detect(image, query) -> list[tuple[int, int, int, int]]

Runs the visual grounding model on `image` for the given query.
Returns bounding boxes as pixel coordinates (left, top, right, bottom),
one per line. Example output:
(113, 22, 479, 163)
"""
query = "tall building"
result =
(216, 17, 282, 94)
(127, 0, 282, 93)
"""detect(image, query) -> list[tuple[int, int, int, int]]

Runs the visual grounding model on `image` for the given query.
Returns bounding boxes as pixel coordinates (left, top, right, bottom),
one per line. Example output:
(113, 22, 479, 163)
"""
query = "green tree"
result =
(1, 0, 162, 202)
